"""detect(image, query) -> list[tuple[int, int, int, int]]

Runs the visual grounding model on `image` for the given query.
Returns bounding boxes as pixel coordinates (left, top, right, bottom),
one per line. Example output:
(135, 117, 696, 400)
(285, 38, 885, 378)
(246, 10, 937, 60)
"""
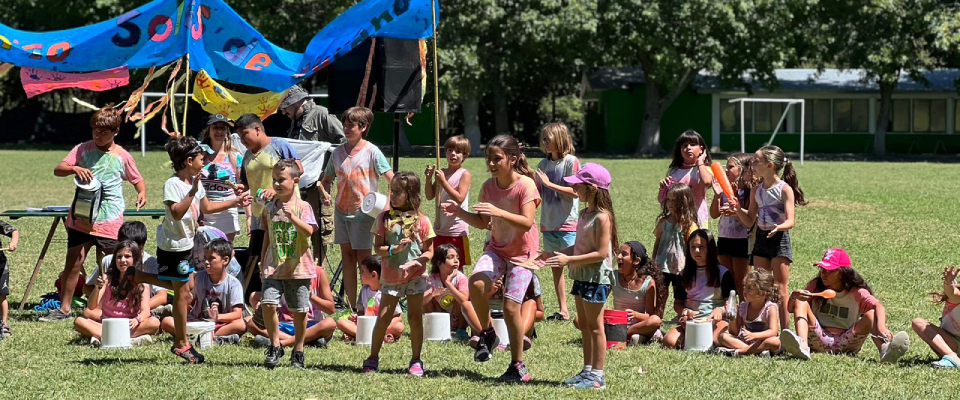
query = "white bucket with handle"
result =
(424, 312, 452, 342)
(684, 319, 714, 352)
(492, 318, 510, 347)
(361, 192, 388, 219)
(101, 318, 132, 349)
(356, 316, 377, 346)
(187, 321, 215, 349)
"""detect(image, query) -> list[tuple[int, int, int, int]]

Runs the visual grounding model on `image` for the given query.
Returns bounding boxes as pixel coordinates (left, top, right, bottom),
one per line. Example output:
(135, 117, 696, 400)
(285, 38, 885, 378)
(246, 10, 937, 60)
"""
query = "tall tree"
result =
(598, 0, 800, 154)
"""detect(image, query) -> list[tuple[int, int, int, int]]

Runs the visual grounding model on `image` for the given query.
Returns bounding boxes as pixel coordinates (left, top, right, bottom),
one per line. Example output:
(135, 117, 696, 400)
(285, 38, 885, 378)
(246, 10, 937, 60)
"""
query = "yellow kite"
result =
(192, 69, 288, 120)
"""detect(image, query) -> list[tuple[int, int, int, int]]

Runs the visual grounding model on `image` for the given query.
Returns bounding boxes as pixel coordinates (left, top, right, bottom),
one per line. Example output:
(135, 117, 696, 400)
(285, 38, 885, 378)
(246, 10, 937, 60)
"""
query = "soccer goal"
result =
(727, 98, 804, 165)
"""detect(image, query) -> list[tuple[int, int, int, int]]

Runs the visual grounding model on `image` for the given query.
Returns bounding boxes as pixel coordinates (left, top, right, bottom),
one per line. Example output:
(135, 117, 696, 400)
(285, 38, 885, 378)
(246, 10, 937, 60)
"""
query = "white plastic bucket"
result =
(684, 319, 714, 352)
(101, 318, 132, 349)
(356, 316, 377, 346)
(187, 321, 215, 349)
(492, 318, 510, 347)
(361, 192, 388, 219)
(424, 312, 452, 342)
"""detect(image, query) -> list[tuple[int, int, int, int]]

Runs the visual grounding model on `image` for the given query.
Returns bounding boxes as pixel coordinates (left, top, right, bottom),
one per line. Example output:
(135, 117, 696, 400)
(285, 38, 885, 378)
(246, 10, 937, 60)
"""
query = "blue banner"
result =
(0, 0, 436, 92)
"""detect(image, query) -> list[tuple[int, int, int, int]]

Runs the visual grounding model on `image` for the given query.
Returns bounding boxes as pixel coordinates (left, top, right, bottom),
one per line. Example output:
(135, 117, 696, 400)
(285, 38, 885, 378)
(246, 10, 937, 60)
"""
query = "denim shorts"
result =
(381, 277, 430, 298)
(542, 231, 576, 253)
(262, 279, 312, 313)
(570, 280, 611, 304)
(752, 229, 793, 262)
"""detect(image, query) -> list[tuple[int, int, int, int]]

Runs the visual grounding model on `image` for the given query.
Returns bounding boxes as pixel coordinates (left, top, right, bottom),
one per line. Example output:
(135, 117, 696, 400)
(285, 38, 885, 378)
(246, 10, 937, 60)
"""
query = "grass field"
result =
(1, 147, 959, 399)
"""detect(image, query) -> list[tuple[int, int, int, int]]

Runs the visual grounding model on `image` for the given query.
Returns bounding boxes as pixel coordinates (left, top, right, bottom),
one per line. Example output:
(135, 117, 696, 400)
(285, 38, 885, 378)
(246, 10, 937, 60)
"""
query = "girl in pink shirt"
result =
(423, 243, 483, 338)
(912, 266, 960, 368)
(74, 241, 159, 347)
(658, 130, 713, 228)
(441, 134, 541, 383)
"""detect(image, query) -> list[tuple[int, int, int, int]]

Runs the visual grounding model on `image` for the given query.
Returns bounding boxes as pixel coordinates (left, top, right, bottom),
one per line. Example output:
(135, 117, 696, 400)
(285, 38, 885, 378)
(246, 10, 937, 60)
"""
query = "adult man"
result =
(280, 86, 344, 264)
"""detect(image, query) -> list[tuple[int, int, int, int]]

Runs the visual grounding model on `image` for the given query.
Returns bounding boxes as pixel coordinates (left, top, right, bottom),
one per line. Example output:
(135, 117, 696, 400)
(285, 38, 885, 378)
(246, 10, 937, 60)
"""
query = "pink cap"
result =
(814, 248, 851, 270)
(563, 163, 611, 190)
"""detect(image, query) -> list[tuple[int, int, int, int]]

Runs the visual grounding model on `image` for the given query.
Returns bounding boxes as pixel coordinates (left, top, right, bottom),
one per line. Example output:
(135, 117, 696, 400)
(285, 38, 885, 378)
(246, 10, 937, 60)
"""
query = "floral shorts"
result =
(471, 251, 533, 304)
(808, 321, 868, 354)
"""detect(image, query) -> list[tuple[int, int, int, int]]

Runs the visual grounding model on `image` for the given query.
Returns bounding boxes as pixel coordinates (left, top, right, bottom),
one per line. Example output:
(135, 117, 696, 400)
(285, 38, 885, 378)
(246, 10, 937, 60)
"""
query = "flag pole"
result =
(431, 0, 441, 206)
(182, 53, 190, 134)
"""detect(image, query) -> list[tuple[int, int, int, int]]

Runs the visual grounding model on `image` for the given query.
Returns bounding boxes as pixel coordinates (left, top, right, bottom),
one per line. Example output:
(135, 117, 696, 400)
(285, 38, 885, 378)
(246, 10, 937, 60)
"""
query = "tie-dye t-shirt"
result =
(261, 198, 318, 280)
(755, 180, 788, 231)
(201, 151, 243, 201)
(536, 154, 580, 232)
(667, 167, 710, 229)
(240, 138, 298, 230)
(375, 211, 436, 285)
(479, 176, 541, 264)
(323, 141, 392, 221)
(62, 141, 144, 239)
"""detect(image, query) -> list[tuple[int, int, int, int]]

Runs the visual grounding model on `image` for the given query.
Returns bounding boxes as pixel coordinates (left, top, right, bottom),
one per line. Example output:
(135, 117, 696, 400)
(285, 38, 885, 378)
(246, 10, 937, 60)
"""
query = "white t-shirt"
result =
(87, 252, 161, 295)
(357, 285, 402, 316)
(157, 175, 206, 252)
(189, 270, 244, 320)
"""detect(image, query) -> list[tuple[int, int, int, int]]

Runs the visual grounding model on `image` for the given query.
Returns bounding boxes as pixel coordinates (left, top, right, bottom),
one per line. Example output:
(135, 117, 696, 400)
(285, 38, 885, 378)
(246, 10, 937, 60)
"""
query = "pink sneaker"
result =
(408, 359, 425, 377)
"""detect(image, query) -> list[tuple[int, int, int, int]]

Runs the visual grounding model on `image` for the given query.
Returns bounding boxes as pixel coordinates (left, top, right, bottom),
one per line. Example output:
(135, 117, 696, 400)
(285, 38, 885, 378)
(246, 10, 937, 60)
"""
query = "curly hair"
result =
(623, 241, 665, 315)
(657, 182, 698, 240)
(743, 269, 780, 304)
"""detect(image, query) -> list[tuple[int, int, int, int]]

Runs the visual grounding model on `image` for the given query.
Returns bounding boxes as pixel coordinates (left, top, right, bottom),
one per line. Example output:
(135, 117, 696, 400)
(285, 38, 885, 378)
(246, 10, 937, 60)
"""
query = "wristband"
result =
(388, 245, 394, 256)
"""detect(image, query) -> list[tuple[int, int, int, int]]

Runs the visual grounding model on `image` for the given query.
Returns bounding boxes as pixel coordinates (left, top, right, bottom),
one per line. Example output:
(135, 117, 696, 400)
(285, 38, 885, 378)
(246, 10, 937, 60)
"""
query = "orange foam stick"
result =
(711, 162, 736, 204)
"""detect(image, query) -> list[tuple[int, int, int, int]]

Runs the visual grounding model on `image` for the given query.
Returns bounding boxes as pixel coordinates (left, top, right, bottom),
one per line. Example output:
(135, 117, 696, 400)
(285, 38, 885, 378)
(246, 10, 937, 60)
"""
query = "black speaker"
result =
(328, 37, 423, 114)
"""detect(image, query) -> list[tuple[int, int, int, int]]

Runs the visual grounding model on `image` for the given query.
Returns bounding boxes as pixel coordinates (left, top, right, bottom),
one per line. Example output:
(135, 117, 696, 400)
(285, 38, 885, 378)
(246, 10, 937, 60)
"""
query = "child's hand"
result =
(73, 166, 94, 182)
(208, 306, 219, 322)
(424, 165, 436, 181)
(444, 271, 456, 285)
(626, 309, 643, 321)
(697, 150, 708, 166)
(709, 307, 725, 322)
(433, 168, 446, 183)
(95, 275, 106, 289)
(546, 254, 570, 267)
(473, 202, 503, 218)
(766, 226, 781, 238)
(136, 191, 147, 211)
(659, 176, 675, 191)
(793, 290, 811, 302)
(492, 277, 504, 293)
(741, 331, 759, 343)
(281, 202, 295, 218)
(5, 240, 16, 252)
(236, 191, 253, 207)
(260, 188, 276, 201)
(129, 318, 139, 330)
(394, 238, 413, 254)
(440, 200, 462, 217)
(944, 266, 959, 284)
(535, 169, 549, 185)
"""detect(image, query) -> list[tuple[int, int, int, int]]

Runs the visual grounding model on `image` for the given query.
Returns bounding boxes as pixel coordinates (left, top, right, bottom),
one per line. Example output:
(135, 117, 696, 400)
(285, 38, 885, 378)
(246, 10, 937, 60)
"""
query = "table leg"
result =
(18, 216, 62, 311)
(243, 255, 259, 291)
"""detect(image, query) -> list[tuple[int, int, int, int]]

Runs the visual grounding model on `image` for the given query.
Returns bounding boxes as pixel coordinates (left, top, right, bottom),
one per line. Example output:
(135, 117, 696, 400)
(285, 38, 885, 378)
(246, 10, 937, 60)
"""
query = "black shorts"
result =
(717, 237, 749, 258)
(752, 229, 793, 262)
(155, 248, 193, 282)
(66, 228, 118, 251)
(0, 260, 9, 296)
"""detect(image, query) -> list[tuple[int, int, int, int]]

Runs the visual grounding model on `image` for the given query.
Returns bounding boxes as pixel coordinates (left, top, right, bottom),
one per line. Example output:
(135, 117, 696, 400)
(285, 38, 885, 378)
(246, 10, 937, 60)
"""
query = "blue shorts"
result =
(570, 280, 611, 304)
(278, 320, 320, 336)
(542, 231, 576, 253)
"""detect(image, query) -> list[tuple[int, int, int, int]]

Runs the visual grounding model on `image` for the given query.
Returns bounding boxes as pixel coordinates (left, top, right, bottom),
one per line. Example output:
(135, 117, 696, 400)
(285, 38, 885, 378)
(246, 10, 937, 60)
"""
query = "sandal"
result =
(932, 354, 960, 369)
(385, 333, 399, 343)
(546, 312, 569, 322)
(171, 345, 205, 364)
(362, 356, 379, 373)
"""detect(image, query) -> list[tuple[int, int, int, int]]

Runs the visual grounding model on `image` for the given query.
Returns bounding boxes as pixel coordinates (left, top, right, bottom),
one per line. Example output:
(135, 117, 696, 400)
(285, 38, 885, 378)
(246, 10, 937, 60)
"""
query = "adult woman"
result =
(200, 114, 250, 242)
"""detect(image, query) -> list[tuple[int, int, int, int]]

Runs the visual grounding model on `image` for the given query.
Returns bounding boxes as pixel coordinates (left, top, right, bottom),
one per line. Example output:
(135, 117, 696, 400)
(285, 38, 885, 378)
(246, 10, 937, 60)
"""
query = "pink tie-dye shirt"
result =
(62, 141, 143, 239)
(479, 176, 541, 265)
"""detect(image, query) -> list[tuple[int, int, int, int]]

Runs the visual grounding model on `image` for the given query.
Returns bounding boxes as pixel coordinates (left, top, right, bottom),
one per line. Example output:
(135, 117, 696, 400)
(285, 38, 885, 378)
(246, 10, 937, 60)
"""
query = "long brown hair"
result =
(107, 240, 145, 314)
(539, 122, 575, 159)
(584, 185, 618, 252)
(200, 121, 240, 175)
(658, 183, 698, 239)
(486, 134, 533, 178)
(681, 229, 722, 289)
(758, 145, 807, 206)
(728, 152, 753, 208)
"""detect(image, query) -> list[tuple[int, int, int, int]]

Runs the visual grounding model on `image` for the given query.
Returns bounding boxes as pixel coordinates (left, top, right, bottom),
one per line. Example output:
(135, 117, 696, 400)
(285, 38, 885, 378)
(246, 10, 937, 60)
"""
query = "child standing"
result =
(441, 134, 541, 383)
(0, 219, 18, 338)
(336, 256, 404, 343)
(913, 266, 960, 368)
(780, 248, 910, 362)
(259, 159, 319, 368)
(362, 172, 435, 376)
(154, 136, 250, 364)
(424, 243, 483, 339)
(659, 130, 713, 228)
(715, 269, 781, 357)
(662, 229, 736, 350)
(74, 241, 160, 346)
(534, 123, 580, 322)
(614, 241, 663, 344)
(248, 262, 337, 348)
(544, 163, 617, 390)
(731, 145, 806, 328)
(45, 106, 147, 321)
(200, 114, 248, 242)
(653, 183, 699, 317)
(710, 153, 752, 297)
(321, 107, 394, 311)
(425, 135, 473, 268)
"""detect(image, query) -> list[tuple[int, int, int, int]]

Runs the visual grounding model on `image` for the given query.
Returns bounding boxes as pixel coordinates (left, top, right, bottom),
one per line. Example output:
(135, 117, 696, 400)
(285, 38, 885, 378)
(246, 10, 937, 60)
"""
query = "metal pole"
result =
(800, 100, 805, 165)
(740, 100, 745, 153)
(140, 95, 147, 157)
(182, 54, 190, 135)
(431, 0, 441, 170)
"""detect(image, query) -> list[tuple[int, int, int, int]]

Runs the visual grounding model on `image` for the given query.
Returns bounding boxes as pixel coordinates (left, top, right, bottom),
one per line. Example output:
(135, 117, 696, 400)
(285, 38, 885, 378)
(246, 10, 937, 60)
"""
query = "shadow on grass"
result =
(76, 357, 161, 366)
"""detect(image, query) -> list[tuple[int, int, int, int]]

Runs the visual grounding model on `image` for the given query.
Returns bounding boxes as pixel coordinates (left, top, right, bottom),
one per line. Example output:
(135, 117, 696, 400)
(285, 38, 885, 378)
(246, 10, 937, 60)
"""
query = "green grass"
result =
(1, 148, 959, 398)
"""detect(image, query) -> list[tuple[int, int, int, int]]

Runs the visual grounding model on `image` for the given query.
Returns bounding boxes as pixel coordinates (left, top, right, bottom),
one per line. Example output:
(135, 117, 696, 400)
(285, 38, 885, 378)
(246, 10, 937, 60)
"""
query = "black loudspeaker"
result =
(328, 37, 423, 114)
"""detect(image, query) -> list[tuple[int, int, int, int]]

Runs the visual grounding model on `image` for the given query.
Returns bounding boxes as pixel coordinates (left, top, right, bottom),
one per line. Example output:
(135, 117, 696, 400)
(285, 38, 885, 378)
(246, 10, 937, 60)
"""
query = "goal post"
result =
(727, 98, 804, 165)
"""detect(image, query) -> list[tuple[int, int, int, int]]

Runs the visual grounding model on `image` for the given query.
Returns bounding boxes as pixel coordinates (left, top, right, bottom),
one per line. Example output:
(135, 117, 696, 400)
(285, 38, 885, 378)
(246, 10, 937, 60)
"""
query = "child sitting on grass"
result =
(83, 222, 166, 313)
(424, 243, 482, 340)
(160, 239, 245, 345)
(336, 256, 404, 343)
(74, 241, 159, 347)
(913, 266, 960, 368)
(715, 269, 781, 357)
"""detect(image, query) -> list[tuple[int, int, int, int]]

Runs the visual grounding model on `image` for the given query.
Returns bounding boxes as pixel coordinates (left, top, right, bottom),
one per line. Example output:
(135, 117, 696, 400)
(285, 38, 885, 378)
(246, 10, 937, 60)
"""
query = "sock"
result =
(582, 365, 592, 374)
(592, 369, 604, 379)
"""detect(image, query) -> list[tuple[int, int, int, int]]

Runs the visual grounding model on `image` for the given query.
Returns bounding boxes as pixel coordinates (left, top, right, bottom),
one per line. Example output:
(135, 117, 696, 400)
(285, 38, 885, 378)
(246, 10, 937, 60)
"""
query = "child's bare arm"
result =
(217, 305, 244, 322)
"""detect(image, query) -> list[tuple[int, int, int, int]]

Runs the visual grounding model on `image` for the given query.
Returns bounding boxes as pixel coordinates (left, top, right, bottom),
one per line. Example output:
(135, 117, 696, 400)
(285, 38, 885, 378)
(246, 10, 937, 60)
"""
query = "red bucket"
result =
(603, 309, 629, 346)
(603, 309, 629, 325)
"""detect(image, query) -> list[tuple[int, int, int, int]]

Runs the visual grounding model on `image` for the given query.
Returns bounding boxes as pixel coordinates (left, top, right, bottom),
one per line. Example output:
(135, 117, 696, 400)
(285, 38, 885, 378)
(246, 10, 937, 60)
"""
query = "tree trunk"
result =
(493, 83, 509, 134)
(635, 68, 698, 155)
(639, 114, 663, 155)
(462, 96, 483, 157)
(874, 80, 896, 156)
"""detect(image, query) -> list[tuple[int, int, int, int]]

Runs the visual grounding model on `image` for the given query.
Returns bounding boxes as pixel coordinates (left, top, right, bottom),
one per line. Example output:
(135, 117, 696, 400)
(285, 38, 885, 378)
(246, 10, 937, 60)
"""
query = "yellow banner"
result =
(192, 69, 287, 120)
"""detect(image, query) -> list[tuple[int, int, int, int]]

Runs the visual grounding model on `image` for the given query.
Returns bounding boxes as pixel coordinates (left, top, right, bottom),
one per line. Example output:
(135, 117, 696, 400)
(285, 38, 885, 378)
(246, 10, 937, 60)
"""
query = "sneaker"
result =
(651, 329, 664, 342)
(408, 359, 425, 377)
(715, 347, 739, 357)
(780, 329, 811, 361)
(469, 335, 480, 349)
(264, 345, 285, 368)
(629, 334, 641, 345)
(313, 337, 328, 349)
(291, 350, 305, 369)
(171, 345, 205, 364)
(574, 374, 605, 390)
(522, 336, 532, 351)
(496, 343, 508, 351)
(1, 321, 11, 338)
(215, 334, 241, 345)
(362, 356, 379, 373)
(474, 327, 498, 362)
(342, 333, 355, 343)
(90, 337, 102, 348)
(454, 328, 470, 340)
(563, 371, 588, 386)
(879, 331, 910, 364)
(150, 304, 173, 320)
(758, 350, 773, 358)
(931, 354, 960, 369)
(498, 360, 531, 383)
(252, 335, 271, 348)
(39, 309, 71, 322)
(131, 335, 154, 347)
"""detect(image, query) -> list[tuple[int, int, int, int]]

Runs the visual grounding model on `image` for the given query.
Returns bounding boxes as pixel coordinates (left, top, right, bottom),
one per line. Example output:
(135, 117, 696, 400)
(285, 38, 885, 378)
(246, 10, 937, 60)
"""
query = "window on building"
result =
(753, 102, 787, 132)
(833, 99, 869, 132)
(890, 99, 910, 132)
(912, 99, 946, 133)
(720, 101, 740, 132)
(802, 99, 831, 132)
